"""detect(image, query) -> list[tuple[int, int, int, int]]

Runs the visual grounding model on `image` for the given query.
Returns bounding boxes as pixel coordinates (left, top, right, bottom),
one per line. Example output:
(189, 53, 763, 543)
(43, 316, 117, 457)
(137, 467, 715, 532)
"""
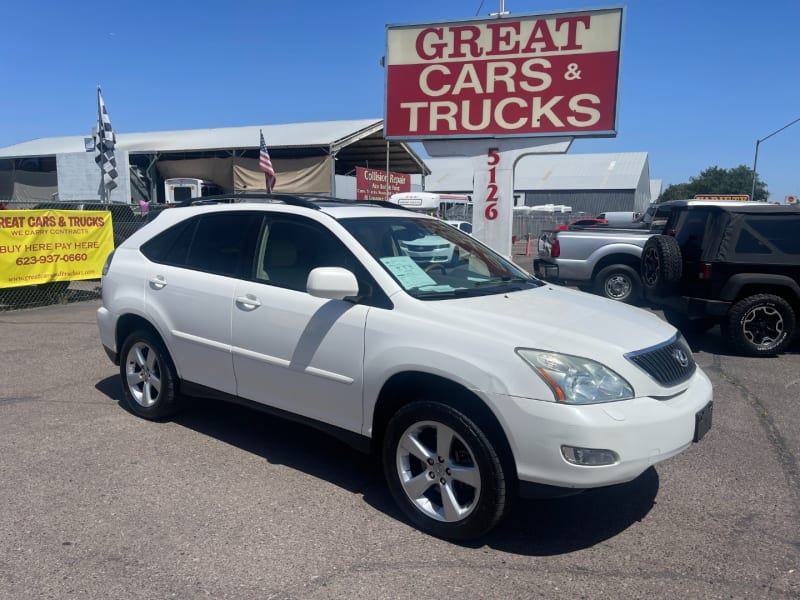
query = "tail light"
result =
(698, 262, 712, 280)
(101, 250, 115, 278)
(551, 239, 561, 258)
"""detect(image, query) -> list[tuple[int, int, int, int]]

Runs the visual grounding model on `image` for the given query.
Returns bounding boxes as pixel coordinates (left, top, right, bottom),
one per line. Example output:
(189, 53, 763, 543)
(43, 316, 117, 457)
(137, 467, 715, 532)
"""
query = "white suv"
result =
(96, 194, 713, 540)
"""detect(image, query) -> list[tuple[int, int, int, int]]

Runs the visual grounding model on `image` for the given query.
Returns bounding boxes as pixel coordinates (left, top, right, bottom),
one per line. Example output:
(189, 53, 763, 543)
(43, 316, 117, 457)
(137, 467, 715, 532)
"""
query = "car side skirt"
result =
(179, 380, 373, 454)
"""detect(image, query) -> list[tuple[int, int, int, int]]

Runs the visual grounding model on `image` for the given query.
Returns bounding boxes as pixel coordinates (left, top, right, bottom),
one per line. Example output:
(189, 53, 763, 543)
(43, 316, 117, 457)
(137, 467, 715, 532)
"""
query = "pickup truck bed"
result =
(534, 227, 656, 304)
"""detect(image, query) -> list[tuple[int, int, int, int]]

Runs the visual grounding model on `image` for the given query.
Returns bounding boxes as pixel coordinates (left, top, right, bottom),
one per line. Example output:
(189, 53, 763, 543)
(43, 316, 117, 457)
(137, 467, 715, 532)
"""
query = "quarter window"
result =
(740, 217, 800, 255)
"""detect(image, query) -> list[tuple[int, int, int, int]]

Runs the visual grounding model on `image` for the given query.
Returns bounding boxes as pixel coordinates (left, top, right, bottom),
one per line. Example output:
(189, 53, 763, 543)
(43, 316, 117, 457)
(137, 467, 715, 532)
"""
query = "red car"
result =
(556, 217, 608, 230)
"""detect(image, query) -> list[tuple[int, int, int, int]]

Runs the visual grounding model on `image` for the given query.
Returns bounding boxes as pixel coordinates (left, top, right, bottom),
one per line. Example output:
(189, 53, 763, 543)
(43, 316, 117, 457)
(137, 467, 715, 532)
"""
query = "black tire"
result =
(594, 264, 641, 304)
(663, 309, 716, 333)
(722, 294, 796, 357)
(641, 235, 682, 295)
(382, 400, 511, 540)
(119, 329, 182, 419)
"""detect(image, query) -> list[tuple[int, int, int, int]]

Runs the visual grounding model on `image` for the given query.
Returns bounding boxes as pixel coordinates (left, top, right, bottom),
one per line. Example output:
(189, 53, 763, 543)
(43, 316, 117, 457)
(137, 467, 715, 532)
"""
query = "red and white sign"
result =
(385, 8, 622, 140)
(694, 194, 750, 201)
(356, 166, 411, 200)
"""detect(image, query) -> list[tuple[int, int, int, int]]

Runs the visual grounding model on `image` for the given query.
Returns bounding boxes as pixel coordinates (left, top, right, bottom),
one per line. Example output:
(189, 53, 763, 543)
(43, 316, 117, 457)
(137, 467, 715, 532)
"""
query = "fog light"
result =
(561, 446, 618, 466)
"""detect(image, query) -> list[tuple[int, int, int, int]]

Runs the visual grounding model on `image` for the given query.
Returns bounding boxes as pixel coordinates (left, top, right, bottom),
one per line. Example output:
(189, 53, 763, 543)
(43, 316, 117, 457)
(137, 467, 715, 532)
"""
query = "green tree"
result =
(658, 165, 768, 202)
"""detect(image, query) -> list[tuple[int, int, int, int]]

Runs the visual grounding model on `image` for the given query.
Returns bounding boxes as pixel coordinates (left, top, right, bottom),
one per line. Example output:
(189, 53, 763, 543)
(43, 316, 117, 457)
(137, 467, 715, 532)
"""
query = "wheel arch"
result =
(370, 371, 518, 485)
(721, 275, 800, 309)
(115, 314, 180, 377)
(591, 251, 642, 280)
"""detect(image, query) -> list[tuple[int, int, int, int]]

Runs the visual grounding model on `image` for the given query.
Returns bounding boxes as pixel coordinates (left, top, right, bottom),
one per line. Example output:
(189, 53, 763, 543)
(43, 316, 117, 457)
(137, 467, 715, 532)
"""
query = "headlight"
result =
(516, 349, 634, 404)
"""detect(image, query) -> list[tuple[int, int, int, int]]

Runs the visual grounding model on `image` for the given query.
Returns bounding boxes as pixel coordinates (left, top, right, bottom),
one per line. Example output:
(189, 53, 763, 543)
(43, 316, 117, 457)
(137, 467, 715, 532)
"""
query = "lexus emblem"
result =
(672, 348, 689, 367)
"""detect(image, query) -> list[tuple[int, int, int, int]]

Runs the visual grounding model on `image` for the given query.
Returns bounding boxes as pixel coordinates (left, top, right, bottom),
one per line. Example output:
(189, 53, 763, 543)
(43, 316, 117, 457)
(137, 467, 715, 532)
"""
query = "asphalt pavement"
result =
(0, 295, 798, 599)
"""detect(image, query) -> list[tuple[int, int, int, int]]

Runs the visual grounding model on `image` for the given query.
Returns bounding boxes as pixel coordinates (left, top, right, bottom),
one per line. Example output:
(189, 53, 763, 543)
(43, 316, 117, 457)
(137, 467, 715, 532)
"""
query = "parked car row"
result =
(641, 200, 800, 356)
(536, 199, 800, 357)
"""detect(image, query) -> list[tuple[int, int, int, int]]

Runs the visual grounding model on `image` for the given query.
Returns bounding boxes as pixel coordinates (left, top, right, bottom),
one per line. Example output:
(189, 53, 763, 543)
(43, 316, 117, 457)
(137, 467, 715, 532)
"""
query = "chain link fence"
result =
(0, 200, 147, 311)
(512, 210, 580, 242)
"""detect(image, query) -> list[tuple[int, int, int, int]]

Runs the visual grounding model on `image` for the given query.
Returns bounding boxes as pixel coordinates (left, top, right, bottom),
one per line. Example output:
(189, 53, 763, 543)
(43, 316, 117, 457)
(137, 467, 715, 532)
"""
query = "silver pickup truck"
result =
(534, 226, 656, 304)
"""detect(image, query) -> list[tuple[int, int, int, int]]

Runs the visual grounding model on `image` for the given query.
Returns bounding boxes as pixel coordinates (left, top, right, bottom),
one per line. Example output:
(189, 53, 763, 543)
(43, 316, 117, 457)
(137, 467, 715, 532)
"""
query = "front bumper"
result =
(492, 368, 713, 490)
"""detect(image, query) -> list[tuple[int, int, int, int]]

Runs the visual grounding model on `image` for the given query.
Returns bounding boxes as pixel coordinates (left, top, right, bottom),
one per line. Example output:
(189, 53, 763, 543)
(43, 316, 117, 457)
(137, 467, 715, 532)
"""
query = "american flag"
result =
(94, 86, 118, 193)
(259, 129, 276, 192)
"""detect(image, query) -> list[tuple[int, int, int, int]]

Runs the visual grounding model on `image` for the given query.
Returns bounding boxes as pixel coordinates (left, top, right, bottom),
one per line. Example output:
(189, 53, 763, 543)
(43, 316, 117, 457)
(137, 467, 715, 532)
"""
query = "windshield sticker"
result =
(418, 284, 457, 292)
(381, 256, 437, 289)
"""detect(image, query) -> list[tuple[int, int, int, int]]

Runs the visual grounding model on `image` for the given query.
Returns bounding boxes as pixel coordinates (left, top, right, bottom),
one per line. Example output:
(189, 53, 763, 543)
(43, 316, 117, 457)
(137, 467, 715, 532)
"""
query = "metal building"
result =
(423, 152, 653, 216)
(0, 119, 429, 204)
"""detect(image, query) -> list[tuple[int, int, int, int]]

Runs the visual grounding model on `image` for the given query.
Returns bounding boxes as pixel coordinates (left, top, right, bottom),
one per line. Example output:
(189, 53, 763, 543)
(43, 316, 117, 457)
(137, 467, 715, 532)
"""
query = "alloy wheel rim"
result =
(742, 306, 784, 347)
(125, 342, 162, 407)
(642, 247, 659, 286)
(395, 421, 481, 523)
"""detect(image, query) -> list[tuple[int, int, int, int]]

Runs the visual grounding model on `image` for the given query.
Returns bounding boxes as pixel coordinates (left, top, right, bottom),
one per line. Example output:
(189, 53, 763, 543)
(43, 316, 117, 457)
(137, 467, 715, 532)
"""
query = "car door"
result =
(231, 216, 369, 433)
(142, 211, 261, 395)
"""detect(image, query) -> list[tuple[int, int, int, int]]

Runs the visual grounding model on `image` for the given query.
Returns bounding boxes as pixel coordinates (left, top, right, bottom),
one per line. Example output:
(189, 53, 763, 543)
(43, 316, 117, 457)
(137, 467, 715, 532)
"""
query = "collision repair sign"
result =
(0, 210, 114, 288)
(385, 7, 623, 139)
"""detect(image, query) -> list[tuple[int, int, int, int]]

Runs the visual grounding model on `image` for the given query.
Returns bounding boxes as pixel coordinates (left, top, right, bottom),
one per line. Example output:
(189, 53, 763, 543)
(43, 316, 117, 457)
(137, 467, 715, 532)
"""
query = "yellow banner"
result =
(0, 210, 115, 289)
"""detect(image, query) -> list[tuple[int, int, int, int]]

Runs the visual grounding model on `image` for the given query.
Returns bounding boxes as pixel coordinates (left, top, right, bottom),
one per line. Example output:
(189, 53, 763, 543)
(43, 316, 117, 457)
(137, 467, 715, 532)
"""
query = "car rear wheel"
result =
(594, 265, 641, 304)
(722, 294, 796, 357)
(641, 235, 682, 295)
(119, 329, 182, 419)
(382, 401, 510, 540)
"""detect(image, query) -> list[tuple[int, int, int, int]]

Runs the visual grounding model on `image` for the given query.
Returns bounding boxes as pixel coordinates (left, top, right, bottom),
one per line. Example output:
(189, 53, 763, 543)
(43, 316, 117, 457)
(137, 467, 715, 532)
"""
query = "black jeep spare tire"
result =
(641, 235, 682, 294)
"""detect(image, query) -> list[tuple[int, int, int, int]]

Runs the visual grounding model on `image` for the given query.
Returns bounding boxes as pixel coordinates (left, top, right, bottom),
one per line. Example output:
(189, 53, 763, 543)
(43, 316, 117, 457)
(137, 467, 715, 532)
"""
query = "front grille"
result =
(625, 334, 696, 387)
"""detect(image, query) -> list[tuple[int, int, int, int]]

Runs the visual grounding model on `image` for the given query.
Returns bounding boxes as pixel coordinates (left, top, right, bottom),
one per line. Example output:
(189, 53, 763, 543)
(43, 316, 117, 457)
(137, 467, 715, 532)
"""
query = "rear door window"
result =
(142, 212, 263, 278)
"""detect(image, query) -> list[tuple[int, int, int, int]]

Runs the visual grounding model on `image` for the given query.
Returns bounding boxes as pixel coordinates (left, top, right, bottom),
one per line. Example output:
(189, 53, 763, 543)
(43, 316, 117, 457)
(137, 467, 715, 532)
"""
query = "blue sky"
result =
(3, 0, 798, 201)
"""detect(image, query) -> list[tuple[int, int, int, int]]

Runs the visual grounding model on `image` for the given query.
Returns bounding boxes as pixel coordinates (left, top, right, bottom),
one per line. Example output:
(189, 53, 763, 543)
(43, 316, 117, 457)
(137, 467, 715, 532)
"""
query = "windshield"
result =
(340, 216, 541, 299)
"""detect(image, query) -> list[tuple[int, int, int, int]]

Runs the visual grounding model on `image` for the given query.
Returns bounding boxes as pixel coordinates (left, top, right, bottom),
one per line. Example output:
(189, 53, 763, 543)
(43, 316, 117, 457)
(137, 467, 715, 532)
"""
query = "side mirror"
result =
(306, 267, 359, 300)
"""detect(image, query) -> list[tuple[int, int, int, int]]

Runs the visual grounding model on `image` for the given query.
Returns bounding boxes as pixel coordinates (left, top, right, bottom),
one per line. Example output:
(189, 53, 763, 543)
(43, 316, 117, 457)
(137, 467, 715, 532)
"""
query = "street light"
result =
(751, 116, 800, 201)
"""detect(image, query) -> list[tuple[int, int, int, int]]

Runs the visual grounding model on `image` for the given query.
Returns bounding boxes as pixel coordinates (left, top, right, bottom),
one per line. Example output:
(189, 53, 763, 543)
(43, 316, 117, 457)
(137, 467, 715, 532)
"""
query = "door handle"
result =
(235, 295, 262, 309)
(149, 276, 167, 289)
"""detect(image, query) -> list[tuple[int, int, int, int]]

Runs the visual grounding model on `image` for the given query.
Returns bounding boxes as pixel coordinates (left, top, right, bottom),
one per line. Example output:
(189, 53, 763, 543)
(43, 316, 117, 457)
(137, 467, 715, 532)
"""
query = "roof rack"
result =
(179, 192, 321, 210)
(184, 192, 414, 212)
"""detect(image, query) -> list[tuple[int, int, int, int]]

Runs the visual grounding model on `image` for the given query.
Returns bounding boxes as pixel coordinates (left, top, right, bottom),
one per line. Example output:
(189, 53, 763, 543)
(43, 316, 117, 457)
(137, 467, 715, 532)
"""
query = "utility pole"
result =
(751, 116, 800, 201)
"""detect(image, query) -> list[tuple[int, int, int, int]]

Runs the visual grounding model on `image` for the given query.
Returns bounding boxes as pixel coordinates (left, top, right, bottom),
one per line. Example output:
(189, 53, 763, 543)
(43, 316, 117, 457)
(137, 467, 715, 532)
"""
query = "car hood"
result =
(409, 284, 676, 359)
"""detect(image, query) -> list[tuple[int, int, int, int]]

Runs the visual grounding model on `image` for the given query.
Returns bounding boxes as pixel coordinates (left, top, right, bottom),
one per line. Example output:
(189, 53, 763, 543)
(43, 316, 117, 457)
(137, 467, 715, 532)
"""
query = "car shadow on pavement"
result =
(481, 468, 659, 555)
(95, 376, 660, 554)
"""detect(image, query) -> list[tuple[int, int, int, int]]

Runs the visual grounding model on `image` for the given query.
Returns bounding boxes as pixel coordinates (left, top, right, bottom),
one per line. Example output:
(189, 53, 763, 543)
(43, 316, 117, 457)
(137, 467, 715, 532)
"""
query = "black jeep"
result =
(640, 200, 800, 356)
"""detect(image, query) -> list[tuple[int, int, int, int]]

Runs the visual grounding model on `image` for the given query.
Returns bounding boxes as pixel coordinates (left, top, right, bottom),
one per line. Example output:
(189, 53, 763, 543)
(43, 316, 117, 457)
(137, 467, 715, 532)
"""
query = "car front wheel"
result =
(119, 329, 182, 419)
(722, 294, 796, 357)
(382, 400, 511, 540)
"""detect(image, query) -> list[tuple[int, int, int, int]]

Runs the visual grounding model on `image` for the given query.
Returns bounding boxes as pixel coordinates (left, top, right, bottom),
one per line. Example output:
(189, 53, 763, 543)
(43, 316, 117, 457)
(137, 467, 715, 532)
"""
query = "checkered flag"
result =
(94, 86, 118, 193)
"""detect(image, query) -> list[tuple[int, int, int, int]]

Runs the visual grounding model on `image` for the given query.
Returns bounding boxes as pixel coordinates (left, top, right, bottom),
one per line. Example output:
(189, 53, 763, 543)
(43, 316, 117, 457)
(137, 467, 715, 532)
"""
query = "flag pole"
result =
(259, 129, 276, 194)
(97, 85, 106, 204)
